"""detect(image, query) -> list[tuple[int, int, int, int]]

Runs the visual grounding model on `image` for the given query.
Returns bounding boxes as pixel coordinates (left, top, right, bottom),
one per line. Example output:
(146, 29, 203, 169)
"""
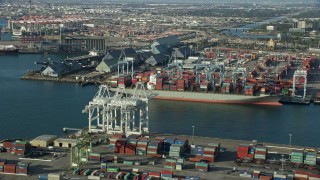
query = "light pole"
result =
(192, 126, 195, 145)
(281, 154, 284, 174)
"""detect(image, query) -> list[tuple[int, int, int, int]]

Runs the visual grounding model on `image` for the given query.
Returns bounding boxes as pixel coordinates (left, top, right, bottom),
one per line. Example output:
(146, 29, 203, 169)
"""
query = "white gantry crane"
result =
(292, 68, 307, 99)
(82, 85, 113, 133)
(83, 82, 149, 136)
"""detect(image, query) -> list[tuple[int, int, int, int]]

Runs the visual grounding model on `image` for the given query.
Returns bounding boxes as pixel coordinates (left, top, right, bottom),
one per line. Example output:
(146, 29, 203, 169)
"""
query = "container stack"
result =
(48, 173, 63, 180)
(169, 144, 184, 158)
(237, 144, 250, 159)
(106, 167, 120, 173)
(154, 136, 166, 153)
(4, 164, 16, 174)
(177, 79, 185, 91)
(163, 138, 176, 154)
(148, 171, 161, 178)
(251, 170, 260, 179)
(123, 160, 134, 165)
(117, 75, 132, 88)
(164, 159, 176, 170)
(304, 152, 317, 166)
(16, 162, 29, 175)
(294, 170, 309, 180)
(195, 162, 209, 172)
(100, 162, 107, 171)
(12, 141, 30, 156)
(109, 134, 125, 150)
(125, 139, 138, 155)
(88, 153, 101, 161)
(114, 139, 127, 154)
(156, 77, 163, 90)
(0, 159, 6, 173)
(259, 172, 273, 180)
(176, 158, 184, 171)
(291, 150, 304, 164)
(39, 174, 49, 180)
(147, 141, 161, 157)
(239, 170, 251, 178)
(202, 146, 217, 163)
(273, 174, 288, 180)
(136, 140, 149, 155)
(3, 141, 13, 153)
(309, 173, 320, 180)
(160, 170, 173, 180)
(254, 146, 267, 162)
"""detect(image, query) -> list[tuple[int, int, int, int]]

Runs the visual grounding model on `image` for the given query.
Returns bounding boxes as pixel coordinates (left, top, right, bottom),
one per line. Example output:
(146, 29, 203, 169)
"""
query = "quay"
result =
(1, 131, 319, 180)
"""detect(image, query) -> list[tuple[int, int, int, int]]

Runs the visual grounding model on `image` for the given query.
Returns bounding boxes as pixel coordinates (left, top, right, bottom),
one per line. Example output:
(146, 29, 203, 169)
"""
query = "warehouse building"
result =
(53, 138, 78, 148)
(31, 135, 58, 147)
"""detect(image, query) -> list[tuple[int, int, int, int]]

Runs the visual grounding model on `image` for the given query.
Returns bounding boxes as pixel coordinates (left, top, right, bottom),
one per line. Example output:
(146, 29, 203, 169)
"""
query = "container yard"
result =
(2, 132, 320, 180)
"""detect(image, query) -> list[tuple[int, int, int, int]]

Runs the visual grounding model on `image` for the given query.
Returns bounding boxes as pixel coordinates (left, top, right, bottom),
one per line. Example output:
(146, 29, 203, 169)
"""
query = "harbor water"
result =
(0, 54, 319, 147)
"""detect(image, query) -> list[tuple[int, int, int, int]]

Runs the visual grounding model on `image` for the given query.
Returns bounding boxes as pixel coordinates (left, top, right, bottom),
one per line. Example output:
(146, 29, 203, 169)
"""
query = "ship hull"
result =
(114, 88, 282, 106)
(151, 90, 282, 106)
(0, 49, 19, 54)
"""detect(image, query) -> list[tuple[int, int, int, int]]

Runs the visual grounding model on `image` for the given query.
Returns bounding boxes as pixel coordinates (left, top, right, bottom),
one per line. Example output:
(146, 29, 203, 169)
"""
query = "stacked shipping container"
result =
(254, 146, 268, 162)
(291, 150, 304, 164)
(88, 153, 101, 161)
(304, 152, 317, 166)
(136, 140, 149, 155)
(16, 162, 29, 175)
(195, 162, 209, 172)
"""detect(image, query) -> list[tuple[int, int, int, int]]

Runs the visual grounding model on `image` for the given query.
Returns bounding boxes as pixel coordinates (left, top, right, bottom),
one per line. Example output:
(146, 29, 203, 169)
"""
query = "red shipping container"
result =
(161, 170, 173, 175)
(294, 178, 308, 180)
(202, 157, 214, 163)
(259, 176, 272, 180)
(3, 142, 13, 149)
(149, 172, 161, 177)
(4, 164, 16, 173)
(112, 134, 125, 139)
(147, 154, 161, 158)
(164, 162, 176, 166)
(295, 170, 310, 175)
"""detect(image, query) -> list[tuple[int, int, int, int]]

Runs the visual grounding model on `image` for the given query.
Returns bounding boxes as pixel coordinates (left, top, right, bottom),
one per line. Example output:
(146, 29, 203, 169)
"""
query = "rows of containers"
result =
(0, 159, 29, 175)
(239, 169, 320, 180)
(72, 166, 199, 180)
(108, 134, 190, 158)
(237, 144, 317, 166)
(1, 140, 31, 156)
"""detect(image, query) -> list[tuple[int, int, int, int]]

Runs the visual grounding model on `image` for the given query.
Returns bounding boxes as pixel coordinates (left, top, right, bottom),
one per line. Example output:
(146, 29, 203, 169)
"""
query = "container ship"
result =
(107, 49, 316, 106)
(0, 45, 19, 54)
(115, 87, 282, 106)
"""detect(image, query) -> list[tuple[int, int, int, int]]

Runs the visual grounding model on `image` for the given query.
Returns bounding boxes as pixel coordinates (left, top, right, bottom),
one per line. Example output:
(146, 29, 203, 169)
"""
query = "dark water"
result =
(0, 54, 319, 147)
(221, 16, 284, 39)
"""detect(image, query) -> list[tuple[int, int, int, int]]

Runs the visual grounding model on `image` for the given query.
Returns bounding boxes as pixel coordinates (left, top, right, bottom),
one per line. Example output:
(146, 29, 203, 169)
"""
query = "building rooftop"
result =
(32, 135, 58, 142)
(54, 138, 78, 144)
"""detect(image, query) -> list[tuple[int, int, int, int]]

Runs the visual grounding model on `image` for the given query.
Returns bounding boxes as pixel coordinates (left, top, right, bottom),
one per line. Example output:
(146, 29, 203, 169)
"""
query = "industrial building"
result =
(61, 36, 106, 52)
(53, 138, 78, 148)
(31, 135, 58, 147)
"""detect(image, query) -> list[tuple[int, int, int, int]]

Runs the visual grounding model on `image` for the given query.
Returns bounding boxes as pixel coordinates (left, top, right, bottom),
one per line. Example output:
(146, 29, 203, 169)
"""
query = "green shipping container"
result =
(195, 162, 208, 167)
(107, 167, 120, 172)
(164, 165, 175, 169)
(83, 169, 92, 176)
(123, 161, 134, 165)
(165, 159, 177, 163)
